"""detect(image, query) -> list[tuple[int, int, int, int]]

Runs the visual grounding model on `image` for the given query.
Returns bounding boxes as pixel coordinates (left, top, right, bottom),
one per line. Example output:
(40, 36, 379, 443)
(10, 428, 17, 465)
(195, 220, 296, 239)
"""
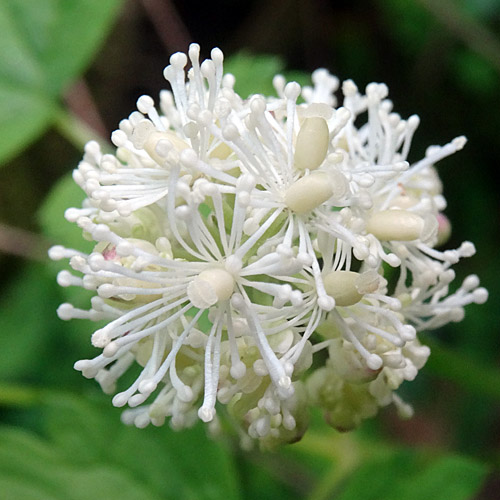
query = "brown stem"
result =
(0, 223, 51, 261)
(140, 0, 193, 54)
(64, 79, 109, 140)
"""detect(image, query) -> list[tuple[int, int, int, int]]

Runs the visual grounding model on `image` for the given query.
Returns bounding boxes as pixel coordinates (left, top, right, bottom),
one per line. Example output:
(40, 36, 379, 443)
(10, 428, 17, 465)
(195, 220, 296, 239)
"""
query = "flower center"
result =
(187, 268, 235, 309)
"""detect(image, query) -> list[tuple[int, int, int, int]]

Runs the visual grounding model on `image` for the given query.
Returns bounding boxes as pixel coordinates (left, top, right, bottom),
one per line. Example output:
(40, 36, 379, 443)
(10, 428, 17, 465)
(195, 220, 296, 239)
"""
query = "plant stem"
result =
(140, 0, 193, 53)
(416, 0, 500, 75)
(54, 108, 111, 154)
(0, 223, 50, 261)
(0, 383, 44, 407)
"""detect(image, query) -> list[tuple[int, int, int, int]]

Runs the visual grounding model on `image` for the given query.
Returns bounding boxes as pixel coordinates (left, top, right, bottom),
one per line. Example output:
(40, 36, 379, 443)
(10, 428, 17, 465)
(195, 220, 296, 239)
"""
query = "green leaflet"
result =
(0, 0, 123, 166)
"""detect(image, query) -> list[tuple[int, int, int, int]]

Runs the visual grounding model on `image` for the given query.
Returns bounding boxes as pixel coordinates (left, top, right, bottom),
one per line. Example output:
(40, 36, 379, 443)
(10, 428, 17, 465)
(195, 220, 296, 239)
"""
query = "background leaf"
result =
(224, 53, 285, 98)
(333, 449, 488, 500)
(41, 395, 243, 500)
(0, 0, 123, 165)
(0, 427, 162, 500)
(38, 173, 89, 251)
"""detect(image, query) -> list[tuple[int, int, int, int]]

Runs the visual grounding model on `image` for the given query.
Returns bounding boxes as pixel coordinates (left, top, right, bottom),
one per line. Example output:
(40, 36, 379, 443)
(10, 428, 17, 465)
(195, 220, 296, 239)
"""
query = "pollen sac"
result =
(187, 268, 235, 309)
(132, 121, 189, 164)
(285, 172, 333, 214)
(294, 117, 330, 171)
(366, 209, 426, 241)
(323, 271, 366, 307)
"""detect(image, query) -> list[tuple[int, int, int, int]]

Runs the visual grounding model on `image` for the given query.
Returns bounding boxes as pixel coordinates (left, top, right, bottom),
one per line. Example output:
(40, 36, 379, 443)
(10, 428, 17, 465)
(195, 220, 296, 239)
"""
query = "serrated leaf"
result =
(0, 0, 123, 166)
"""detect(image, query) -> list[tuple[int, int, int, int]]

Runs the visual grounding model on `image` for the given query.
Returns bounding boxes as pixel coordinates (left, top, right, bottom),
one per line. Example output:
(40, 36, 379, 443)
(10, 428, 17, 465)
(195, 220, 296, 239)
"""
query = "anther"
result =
(187, 268, 235, 309)
(294, 117, 330, 171)
(366, 209, 426, 241)
(285, 172, 334, 214)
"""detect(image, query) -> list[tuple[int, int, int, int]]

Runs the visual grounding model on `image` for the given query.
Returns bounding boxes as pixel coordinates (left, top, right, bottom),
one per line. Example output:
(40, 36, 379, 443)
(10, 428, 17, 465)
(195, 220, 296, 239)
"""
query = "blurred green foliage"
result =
(1, 0, 499, 498)
(0, 0, 122, 165)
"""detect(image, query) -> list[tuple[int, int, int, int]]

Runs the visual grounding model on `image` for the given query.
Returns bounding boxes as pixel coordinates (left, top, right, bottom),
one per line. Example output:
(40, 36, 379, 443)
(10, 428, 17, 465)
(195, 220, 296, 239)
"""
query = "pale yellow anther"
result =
(323, 271, 365, 307)
(187, 268, 235, 309)
(366, 209, 425, 241)
(294, 117, 330, 171)
(144, 131, 189, 164)
(284, 172, 333, 214)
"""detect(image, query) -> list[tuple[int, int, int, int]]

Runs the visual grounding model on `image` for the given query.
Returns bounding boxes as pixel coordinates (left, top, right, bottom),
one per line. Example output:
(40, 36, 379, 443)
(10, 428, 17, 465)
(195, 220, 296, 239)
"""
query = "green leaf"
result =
(0, 476, 59, 500)
(0, 260, 96, 388)
(41, 395, 243, 500)
(0, 85, 54, 166)
(0, 0, 123, 165)
(38, 172, 90, 251)
(224, 53, 285, 98)
(453, 49, 498, 96)
(387, 455, 488, 500)
(335, 450, 488, 500)
(0, 392, 245, 500)
(0, 263, 59, 380)
(334, 451, 414, 500)
(0, 427, 162, 500)
(423, 337, 500, 401)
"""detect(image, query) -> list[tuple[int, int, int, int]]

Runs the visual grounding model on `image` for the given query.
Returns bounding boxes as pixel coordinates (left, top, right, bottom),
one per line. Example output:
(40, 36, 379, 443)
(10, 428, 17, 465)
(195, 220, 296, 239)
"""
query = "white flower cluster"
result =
(50, 44, 487, 449)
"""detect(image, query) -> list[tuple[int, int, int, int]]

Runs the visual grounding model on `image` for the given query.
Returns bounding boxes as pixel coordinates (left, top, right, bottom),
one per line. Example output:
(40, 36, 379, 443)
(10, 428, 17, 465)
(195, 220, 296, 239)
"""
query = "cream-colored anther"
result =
(294, 117, 329, 170)
(285, 172, 333, 214)
(366, 209, 425, 241)
(144, 131, 189, 164)
(187, 268, 235, 309)
(323, 271, 365, 307)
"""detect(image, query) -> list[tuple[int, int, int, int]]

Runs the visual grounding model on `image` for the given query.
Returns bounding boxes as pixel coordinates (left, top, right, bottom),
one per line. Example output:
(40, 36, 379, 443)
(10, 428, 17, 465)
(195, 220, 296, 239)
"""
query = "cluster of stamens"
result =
(50, 44, 487, 449)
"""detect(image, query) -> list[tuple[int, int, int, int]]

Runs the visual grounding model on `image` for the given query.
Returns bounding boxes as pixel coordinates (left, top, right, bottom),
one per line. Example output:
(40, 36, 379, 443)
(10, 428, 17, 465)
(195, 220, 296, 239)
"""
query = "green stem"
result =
(0, 383, 79, 408)
(294, 432, 361, 500)
(54, 108, 112, 153)
(0, 383, 44, 407)
(424, 338, 500, 400)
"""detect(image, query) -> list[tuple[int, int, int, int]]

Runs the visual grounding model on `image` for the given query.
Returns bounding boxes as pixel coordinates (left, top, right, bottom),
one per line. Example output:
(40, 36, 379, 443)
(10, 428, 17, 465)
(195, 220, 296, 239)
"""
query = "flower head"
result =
(51, 44, 487, 449)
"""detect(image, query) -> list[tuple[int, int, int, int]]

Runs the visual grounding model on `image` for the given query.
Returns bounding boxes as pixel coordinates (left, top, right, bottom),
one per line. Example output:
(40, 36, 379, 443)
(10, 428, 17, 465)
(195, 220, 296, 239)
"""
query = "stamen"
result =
(285, 172, 333, 214)
(294, 117, 329, 171)
(187, 268, 235, 309)
(367, 209, 426, 241)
